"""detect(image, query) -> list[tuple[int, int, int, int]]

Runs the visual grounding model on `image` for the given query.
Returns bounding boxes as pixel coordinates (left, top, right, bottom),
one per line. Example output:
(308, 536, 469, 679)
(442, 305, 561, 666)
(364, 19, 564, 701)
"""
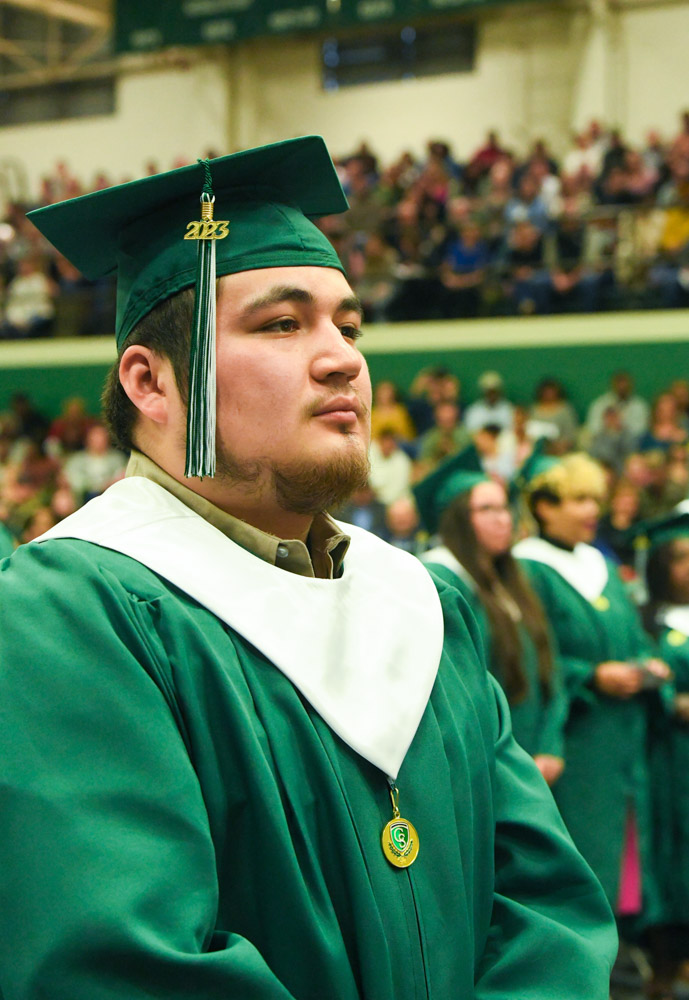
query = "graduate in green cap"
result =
(0, 138, 616, 1000)
(414, 447, 567, 783)
(638, 509, 689, 992)
(514, 452, 672, 932)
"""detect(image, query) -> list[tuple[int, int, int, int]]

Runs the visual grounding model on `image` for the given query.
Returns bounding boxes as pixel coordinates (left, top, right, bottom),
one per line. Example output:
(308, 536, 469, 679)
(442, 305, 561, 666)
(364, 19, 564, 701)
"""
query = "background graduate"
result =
(414, 447, 567, 785)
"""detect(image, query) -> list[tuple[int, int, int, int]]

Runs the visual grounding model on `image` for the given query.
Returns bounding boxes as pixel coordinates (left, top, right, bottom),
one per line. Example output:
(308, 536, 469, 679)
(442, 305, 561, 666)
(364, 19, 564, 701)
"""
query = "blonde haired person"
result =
(515, 453, 671, 936)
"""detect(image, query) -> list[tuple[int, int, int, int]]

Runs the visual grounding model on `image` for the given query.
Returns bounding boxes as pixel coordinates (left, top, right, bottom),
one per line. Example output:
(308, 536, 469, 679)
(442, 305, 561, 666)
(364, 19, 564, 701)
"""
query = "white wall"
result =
(3, 0, 689, 197)
(1, 60, 231, 197)
(619, 2, 689, 144)
(230, 4, 581, 162)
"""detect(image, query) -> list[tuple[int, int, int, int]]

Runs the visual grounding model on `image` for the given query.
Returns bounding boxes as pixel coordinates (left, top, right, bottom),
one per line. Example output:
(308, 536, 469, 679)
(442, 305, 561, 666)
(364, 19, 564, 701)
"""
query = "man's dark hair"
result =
(101, 288, 195, 452)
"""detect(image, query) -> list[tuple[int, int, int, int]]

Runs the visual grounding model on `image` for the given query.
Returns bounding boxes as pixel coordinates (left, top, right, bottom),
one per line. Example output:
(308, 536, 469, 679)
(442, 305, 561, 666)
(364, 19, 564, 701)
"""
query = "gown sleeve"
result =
(474, 677, 618, 999)
(0, 542, 299, 1000)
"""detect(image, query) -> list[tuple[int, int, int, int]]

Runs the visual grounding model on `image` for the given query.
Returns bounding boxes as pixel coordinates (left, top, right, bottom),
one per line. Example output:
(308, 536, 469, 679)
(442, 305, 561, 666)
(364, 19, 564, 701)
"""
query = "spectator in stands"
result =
(369, 429, 413, 506)
(439, 218, 490, 318)
(334, 482, 388, 540)
(62, 424, 126, 506)
(586, 371, 650, 439)
(595, 478, 641, 571)
(589, 406, 638, 475)
(544, 202, 605, 312)
(504, 174, 550, 233)
(370, 380, 416, 442)
(405, 366, 460, 436)
(416, 399, 470, 473)
(632, 449, 687, 520)
(562, 132, 602, 185)
(530, 378, 579, 451)
(348, 232, 399, 322)
(0, 257, 56, 339)
(467, 130, 507, 179)
(464, 371, 514, 434)
(500, 219, 552, 314)
(1, 392, 48, 444)
(638, 393, 689, 452)
(669, 378, 689, 430)
(46, 396, 96, 455)
(384, 496, 426, 554)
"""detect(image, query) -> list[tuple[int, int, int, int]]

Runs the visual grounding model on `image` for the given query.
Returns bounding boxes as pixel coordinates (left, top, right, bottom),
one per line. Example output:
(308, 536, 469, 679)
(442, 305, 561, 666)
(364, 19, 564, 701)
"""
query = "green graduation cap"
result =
(514, 439, 561, 492)
(27, 135, 348, 479)
(412, 446, 487, 535)
(631, 507, 689, 553)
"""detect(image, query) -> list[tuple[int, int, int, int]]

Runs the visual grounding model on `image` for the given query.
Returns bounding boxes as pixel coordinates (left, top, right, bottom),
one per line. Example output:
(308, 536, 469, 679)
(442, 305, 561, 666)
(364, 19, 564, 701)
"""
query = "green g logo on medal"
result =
(382, 817, 420, 868)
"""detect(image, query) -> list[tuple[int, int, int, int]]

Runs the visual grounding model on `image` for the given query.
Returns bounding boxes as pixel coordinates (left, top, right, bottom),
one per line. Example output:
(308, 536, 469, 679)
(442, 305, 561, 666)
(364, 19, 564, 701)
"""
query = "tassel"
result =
(184, 159, 229, 479)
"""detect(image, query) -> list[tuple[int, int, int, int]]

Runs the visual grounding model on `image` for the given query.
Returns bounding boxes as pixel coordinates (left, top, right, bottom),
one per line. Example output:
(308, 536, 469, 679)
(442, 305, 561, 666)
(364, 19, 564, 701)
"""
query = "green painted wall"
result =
(365, 341, 689, 419)
(1, 310, 688, 422)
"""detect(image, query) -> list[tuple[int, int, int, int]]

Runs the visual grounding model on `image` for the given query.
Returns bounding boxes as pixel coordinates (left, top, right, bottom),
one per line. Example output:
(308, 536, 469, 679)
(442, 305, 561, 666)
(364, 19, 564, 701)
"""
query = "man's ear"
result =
(118, 346, 175, 426)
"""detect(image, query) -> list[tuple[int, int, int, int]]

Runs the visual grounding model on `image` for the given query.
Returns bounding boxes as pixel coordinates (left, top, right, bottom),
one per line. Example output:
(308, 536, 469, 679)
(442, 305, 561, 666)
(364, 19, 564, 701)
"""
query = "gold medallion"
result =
(592, 595, 610, 612)
(668, 629, 688, 647)
(382, 785, 419, 869)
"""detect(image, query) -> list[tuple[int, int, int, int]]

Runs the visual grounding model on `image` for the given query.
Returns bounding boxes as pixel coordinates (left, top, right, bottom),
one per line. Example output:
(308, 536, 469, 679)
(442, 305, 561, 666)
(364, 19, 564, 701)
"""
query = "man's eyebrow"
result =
(241, 286, 315, 318)
(240, 286, 364, 320)
(338, 295, 364, 318)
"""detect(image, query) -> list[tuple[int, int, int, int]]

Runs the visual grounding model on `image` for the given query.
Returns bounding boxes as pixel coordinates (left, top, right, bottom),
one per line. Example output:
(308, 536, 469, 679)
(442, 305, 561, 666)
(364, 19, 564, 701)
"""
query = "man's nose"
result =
(310, 322, 363, 382)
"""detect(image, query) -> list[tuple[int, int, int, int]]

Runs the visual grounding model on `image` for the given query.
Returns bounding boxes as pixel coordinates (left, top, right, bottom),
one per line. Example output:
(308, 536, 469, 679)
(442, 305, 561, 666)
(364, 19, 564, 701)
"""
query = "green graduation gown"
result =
(0, 481, 617, 999)
(648, 609, 689, 925)
(516, 537, 661, 918)
(421, 547, 567, 760)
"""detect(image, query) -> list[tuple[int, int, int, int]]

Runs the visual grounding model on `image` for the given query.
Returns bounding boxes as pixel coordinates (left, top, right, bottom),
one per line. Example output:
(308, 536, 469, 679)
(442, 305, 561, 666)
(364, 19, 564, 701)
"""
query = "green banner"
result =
(115, 0, 538, 52)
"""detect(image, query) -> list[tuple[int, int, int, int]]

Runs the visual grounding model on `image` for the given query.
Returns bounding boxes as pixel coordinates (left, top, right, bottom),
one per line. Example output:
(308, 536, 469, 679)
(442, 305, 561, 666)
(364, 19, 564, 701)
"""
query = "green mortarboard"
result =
(412, 446, 487, 535)
(514, 439, 561, 492)
(27, 135, 348, 478)
(632, 508, 689, 553)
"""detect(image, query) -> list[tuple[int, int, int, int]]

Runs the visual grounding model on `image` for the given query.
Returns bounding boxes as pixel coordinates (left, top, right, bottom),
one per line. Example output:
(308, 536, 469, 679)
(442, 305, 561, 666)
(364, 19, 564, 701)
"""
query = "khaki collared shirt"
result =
(126, 451, 350, 580)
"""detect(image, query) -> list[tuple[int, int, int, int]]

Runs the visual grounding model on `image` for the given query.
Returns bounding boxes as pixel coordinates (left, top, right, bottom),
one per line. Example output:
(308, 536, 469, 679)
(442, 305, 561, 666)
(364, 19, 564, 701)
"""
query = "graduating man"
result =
(0, 137, 616, 999)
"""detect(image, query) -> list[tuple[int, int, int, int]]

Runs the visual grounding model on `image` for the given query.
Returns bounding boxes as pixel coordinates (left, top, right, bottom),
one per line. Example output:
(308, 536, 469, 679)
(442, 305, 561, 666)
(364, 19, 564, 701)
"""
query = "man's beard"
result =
(214, 440, 370, 516)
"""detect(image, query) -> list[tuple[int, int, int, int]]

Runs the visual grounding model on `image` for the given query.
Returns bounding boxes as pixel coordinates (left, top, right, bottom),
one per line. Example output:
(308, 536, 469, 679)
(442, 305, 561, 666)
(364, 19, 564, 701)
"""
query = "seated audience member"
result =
(630, 450, 688, 521)
(467, 130, 508, 179)
(370, 380, 416, 442)
(595, 479, 642, 572)
(385, 495, 426, 555)
(515, 454, 671, 951)
(669, 378, 689, 431)
(348, 232, 399, 322)
(638, 393, 689, 453)
(416, 449, 567, 783)
(334, 482, 389, 540)
(369, 430, 413, 507)
(439, 218, 490, 318)
(46, 396, 97, 455)
(416, 399, 471, 474)
(405, 367, 460, 437)
(589, 406, 639, 475)
(544, 203, 605, 313)
(464, 371, 514, 434)
(494, 405, 548, 482)
(530, 378, 579, 452)
(587, 371, 650, 440)
(0, 257, 56, 339)
(562, 132, 603, 185)
(62, 424, 127, 505)
(504, 173, 551, 234)
(500, 219, 552, 314)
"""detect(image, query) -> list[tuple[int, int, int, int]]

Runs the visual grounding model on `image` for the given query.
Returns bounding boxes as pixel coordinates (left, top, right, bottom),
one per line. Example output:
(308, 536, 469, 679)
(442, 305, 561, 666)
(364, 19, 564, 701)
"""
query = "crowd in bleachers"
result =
(4, 116, 689, 338)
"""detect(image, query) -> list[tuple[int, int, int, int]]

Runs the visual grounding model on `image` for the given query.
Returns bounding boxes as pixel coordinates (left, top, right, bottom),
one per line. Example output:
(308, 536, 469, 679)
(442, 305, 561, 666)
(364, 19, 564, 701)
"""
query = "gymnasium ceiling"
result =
(0, 0, 678, 90)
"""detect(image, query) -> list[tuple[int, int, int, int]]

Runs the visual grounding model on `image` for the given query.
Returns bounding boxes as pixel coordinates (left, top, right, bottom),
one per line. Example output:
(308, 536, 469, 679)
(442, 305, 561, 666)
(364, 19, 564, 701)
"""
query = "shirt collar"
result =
(125, 450, 350, 580)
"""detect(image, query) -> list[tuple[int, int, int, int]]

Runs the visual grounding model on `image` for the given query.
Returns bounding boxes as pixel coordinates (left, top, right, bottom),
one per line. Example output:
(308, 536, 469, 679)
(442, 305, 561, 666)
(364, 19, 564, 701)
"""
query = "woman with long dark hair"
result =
(414, 450, 566, 785)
